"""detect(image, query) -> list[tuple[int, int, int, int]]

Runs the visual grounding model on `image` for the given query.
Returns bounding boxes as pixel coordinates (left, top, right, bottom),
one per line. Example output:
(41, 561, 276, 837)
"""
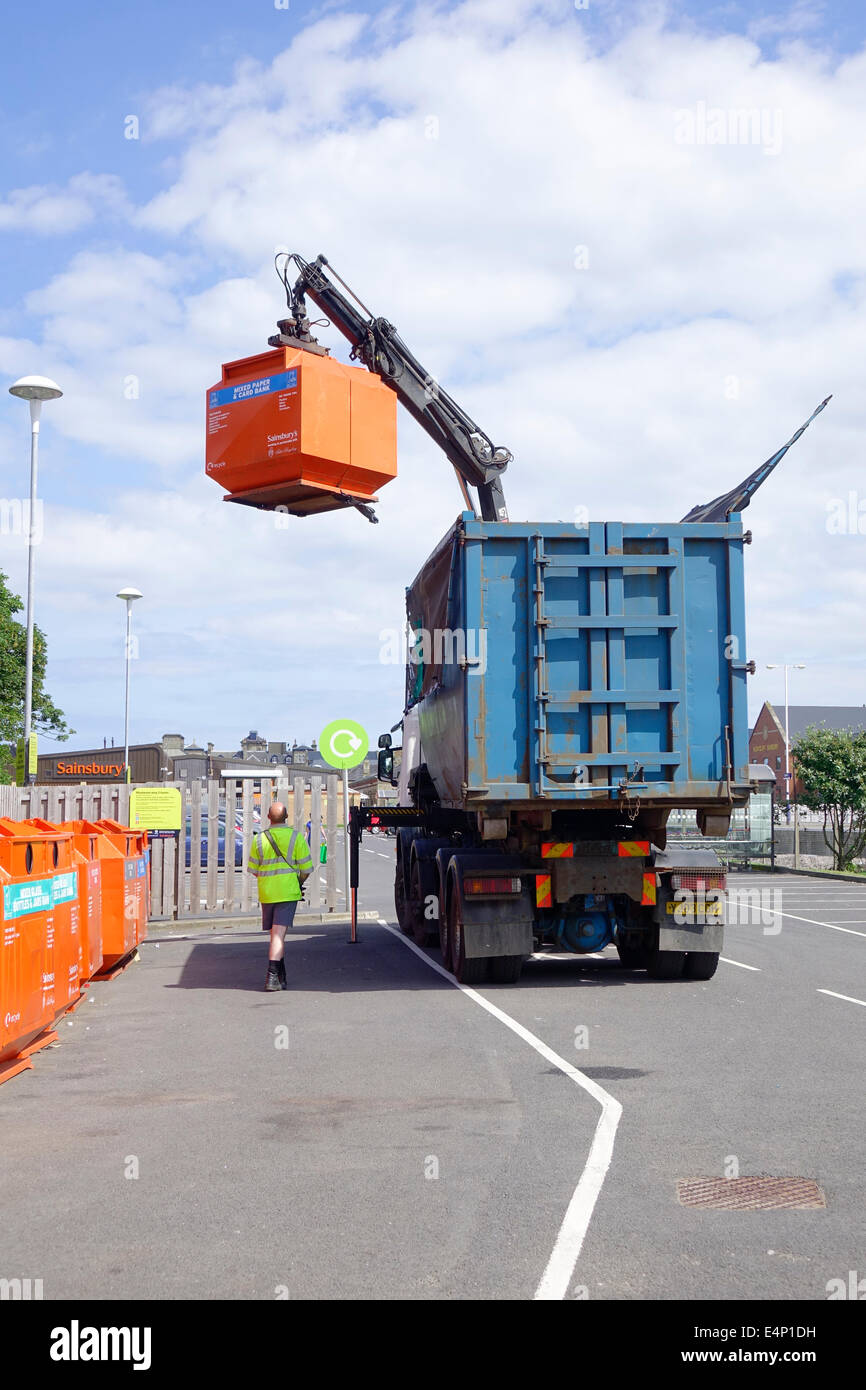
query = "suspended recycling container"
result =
(205, 345, 397, 517)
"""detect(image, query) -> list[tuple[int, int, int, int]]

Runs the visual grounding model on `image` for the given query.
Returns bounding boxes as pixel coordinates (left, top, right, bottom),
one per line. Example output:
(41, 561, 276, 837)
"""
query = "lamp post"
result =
(117, 588, 143, 784)
(766, 663, 806, 827)
(8, 375, 63, 784)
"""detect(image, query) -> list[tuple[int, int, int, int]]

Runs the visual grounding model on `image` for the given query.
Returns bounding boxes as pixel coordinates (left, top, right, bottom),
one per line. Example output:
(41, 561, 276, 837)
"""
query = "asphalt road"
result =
(0, 851, 863, 1301)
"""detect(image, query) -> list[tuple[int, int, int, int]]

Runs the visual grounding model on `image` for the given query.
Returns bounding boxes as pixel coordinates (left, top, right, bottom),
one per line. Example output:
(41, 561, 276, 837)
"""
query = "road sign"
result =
(319, 718, 369, 771)
(14, 734, 37, 786)
(129, 786, 182, 830)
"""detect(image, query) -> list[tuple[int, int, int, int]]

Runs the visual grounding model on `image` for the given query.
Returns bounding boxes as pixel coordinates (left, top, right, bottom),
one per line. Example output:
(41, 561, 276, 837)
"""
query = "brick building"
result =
(749, 703, 866, 800)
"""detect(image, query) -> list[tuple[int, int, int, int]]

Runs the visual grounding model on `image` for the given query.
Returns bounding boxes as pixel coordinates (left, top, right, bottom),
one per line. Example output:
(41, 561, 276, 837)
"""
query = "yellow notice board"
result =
(129, 786, 182, 830)
(15, 734, 37, 785)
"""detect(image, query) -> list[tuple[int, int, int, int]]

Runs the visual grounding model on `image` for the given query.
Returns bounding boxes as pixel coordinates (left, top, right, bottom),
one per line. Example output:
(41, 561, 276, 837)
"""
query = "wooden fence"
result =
(0, 775, 343, 920)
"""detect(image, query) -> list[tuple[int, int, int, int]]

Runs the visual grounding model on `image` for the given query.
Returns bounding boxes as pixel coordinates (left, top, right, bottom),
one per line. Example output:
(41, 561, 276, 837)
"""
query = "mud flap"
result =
(657, 919, 724, 954)
(462, 918, 534, 959)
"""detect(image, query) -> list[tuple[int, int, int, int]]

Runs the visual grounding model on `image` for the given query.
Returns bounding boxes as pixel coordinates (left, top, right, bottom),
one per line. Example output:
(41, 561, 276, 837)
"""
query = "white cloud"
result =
(0, 174, 129, 234)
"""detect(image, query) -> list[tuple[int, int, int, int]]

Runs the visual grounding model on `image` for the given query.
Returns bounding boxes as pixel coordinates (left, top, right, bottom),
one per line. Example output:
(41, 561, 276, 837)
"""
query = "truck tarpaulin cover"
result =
(405, 521, 459, 710)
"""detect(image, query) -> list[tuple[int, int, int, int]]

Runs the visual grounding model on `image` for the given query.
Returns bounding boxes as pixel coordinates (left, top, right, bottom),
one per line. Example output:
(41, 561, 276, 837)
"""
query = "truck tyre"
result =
(439, 887, 453, 970)
(615, 938, 649, 970)
(684, 951, 720, 981)
(646, 946, 686, 979)
(489, 954, 523, 984)
(410, 857, 437, 947)
(449, 892, 488, 985)
(395, 861, 413, 936)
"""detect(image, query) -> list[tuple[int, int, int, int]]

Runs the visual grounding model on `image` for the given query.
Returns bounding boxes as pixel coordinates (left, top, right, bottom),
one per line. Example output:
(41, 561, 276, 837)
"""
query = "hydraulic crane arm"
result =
(270, 253, 511, 523)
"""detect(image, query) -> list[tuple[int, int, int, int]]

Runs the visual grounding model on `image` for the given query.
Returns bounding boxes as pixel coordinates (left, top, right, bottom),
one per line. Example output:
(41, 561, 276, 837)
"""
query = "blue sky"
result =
(1, 0, 865, 756)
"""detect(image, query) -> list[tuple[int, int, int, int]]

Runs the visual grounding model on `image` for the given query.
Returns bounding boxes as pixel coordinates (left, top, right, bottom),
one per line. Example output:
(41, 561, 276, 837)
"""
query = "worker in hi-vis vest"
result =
(247, 802, 314, 990)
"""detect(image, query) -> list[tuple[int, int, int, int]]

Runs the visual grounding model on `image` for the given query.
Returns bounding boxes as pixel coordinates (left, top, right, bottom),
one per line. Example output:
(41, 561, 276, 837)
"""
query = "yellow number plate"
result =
(665, 900, 723, 916)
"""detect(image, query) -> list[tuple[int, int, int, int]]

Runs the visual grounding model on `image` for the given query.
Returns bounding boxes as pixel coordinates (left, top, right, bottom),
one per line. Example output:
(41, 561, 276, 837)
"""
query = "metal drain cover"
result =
(677, 1177, 826, 1211)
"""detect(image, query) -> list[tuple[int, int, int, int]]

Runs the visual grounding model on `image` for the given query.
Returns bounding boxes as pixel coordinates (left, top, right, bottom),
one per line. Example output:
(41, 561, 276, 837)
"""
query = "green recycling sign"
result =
(319, 718, 369, 770)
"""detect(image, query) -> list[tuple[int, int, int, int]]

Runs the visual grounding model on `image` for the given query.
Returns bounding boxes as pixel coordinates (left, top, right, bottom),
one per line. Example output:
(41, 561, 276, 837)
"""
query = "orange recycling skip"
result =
(206, 346, 397, 517)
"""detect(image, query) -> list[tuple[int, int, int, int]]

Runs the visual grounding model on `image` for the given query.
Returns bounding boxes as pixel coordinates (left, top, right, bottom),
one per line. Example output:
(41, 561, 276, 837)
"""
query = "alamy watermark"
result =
(674, 102, 783, 156)
(826, 1270, 866, 1299)
(0, 498, 43, 544)
(0, 1276, 43, 1300)
(379, 623, 488, 675)
(826, 492, 866, 535)
(670, 886, 781, 932)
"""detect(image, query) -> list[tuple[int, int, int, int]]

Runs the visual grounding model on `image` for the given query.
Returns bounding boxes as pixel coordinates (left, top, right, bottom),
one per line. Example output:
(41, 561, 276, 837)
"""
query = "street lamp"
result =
(117, 588, 143, 784)
(8, 375, 63, 784)
(766, 663, 806, 824)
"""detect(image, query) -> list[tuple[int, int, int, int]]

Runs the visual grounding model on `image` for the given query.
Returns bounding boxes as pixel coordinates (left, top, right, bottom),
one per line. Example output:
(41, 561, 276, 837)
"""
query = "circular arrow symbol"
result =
(329, 729, 363, 759)
(319, 718, 370, 770)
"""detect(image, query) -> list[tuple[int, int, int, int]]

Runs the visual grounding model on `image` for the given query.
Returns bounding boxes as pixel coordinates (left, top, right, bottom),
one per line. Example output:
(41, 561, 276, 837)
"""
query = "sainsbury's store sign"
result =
(54, 761, 124, 778)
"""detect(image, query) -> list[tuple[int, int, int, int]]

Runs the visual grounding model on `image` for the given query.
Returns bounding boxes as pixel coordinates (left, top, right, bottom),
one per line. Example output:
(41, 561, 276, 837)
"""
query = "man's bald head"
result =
(268, 802, 288, 824)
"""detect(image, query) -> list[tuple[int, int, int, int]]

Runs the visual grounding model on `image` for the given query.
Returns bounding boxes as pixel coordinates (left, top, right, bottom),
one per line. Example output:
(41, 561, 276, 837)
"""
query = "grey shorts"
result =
(261, 900, 299, 932)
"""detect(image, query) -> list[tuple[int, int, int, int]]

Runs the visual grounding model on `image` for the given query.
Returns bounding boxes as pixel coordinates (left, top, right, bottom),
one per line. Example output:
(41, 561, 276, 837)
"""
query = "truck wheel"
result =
(489, 954, 523, 984)
(615, 938, 649, 970)
(395, 861, 413, 936)
(439, 889, 453, 969)
(410, 858, 436, 947)
(450, 893, 488, 985)
(646, 947, 686, 980)
(684, 952, 720, 981)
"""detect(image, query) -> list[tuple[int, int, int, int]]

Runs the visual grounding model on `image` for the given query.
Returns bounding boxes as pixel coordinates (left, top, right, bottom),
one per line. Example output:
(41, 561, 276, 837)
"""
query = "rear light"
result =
(464, 875, 521, 895)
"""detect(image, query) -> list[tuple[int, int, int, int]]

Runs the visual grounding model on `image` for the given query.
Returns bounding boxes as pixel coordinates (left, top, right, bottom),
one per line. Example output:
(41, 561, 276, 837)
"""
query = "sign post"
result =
(319, 718, 369, 942)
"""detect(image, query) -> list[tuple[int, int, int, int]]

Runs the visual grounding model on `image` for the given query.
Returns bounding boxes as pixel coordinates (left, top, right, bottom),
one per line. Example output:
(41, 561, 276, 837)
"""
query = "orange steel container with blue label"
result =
(16, 819, 81, 1017)
(55, 823, 104, 985)
(128, 825, 150, 923)
(62, 820, 135, 973)
(0, 821, 60, 1081)
(93, 819, 148, 951)
(206, 345, 397, 517)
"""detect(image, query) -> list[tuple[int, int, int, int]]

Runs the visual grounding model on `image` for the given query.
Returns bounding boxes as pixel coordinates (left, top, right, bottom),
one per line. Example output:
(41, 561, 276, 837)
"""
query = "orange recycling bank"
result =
(206, 345, 397, 517)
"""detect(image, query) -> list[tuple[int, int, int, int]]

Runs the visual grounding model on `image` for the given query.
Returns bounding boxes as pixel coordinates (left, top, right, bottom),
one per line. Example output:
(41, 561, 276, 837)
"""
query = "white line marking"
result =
(530, 951, 610, 962)
(376, 917, 621, 1302)
(720, 956, 761, 972)
(376, 852, 390, 858)
(817, 989, 866, 1008)
(770, 910, 866, 939)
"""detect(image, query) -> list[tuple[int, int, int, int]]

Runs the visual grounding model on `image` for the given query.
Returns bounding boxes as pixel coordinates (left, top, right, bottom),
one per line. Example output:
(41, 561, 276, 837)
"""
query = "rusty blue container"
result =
(405, 513, 750, 815)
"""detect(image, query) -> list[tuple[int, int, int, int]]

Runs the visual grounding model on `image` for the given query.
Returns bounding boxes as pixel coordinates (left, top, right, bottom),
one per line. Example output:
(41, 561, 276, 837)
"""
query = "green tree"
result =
(792, 725, 866, 870)
(0, 569, 73, 781)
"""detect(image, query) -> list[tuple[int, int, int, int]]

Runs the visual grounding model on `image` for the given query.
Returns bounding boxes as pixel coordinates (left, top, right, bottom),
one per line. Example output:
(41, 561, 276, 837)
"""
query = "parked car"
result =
(185, 810, 244, 868)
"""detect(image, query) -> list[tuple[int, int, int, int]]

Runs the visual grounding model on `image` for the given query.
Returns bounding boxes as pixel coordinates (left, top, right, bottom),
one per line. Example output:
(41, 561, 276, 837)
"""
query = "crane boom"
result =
(270, 253, 511, 522)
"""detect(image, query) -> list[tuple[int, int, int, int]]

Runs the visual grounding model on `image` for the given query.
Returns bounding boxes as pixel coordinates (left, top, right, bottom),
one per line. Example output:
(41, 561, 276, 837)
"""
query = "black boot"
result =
(277, 958, 287, 990)
(265, 962, 281, 992)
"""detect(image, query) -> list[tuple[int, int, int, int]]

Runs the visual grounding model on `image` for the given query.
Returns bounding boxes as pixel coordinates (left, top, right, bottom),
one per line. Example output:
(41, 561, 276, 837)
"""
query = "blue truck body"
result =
(407, 514, 750, 812)
(390, 513, 752, 984)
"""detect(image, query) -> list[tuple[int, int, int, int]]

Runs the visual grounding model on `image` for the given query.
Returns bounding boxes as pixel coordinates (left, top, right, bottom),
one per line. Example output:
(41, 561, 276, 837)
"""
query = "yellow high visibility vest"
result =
(248, 826, 313, 902)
